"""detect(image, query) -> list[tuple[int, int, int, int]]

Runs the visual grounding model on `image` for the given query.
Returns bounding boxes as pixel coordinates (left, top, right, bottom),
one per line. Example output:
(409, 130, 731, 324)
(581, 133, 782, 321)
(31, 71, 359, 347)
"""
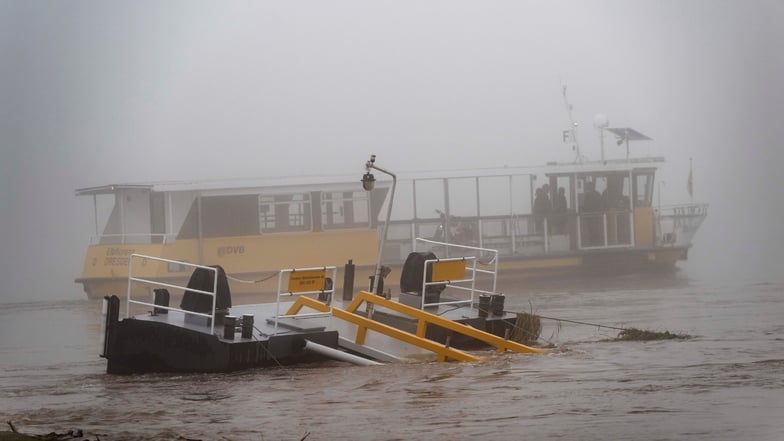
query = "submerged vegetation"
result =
(509, 311, 542, 345)
(613, 327, 691, 341)
(533, 312, 692, 344)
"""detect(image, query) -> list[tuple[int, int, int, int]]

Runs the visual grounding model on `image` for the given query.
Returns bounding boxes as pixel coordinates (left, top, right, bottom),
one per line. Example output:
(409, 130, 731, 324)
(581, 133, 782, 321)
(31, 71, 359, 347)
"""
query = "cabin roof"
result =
(75, 156, 666, 196)
(75, 174, 388, 197)
(395, 156, 666, 180)
(75, 184, 154, 196)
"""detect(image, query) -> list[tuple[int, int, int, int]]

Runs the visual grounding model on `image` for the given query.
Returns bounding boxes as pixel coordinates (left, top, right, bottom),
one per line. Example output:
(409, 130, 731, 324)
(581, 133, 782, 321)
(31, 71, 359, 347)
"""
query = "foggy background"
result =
(1, 0, 782, 303)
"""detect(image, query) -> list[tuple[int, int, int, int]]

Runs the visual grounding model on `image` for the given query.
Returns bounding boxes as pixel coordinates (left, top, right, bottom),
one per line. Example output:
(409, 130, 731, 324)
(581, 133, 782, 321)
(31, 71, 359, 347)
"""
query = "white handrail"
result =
(273, 266, 337, 333)
(127, 254, 219, 334)
(413, 238, 500, 310)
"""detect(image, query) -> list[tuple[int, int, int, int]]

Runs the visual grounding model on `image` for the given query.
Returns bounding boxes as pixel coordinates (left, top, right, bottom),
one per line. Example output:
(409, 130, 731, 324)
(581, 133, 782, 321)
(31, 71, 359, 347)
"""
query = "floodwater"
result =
(1, 272, 783, 441)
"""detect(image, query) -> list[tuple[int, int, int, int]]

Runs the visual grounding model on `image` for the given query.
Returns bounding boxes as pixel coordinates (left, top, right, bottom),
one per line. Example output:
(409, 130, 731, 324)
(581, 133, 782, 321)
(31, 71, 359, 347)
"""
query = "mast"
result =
(561, 85, 583, 163)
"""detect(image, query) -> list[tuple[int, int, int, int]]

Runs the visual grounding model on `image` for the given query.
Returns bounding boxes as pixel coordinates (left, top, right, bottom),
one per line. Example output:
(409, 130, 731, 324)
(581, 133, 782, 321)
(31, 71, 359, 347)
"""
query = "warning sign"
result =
(287, 269, 326, 293)
(431, 259, 466, 282)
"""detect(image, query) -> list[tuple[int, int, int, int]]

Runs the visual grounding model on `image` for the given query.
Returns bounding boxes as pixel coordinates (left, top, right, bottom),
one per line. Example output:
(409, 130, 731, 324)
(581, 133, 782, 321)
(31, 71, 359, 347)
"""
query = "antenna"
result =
(593, 114, 609, 162)
(561, 85, 583, 163)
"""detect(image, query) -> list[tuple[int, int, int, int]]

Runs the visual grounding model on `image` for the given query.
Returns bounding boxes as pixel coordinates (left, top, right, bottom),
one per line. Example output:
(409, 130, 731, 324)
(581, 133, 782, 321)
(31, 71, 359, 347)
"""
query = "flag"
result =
(562, 130, 572, 143)
(687, 159, 693, 199)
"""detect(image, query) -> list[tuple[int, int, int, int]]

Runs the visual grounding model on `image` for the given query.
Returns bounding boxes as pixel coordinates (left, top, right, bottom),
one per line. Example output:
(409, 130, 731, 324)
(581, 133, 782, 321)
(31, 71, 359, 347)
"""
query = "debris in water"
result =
(613, 327, 691, 341)
(509, 311, 542, 345)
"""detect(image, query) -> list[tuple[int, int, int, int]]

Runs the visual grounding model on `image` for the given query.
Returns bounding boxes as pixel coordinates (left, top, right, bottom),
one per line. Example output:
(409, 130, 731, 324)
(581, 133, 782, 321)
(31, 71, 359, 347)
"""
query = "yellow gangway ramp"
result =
(285, 291, 545, 362)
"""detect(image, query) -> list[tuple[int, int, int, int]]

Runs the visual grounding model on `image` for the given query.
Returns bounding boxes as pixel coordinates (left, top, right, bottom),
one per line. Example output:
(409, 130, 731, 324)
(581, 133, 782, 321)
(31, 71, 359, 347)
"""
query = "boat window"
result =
(633, 172, 654, 207)
(603, 174, 631, 210)
(178, 195, 261, 239)
(320, 191, 370, 229)
(413, 179, 446, 219)
(259, 193, 312, 233)
(150, 192, 166, 243)
(448, 178, 479, 217)
(479, 175, 522, 216)
(547, 175, 572, 211)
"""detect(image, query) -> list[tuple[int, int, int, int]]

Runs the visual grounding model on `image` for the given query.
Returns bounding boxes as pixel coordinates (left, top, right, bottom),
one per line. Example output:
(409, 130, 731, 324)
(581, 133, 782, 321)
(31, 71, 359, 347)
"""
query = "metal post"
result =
(342, 259, 355, 301)
(363, 156, 397, 296)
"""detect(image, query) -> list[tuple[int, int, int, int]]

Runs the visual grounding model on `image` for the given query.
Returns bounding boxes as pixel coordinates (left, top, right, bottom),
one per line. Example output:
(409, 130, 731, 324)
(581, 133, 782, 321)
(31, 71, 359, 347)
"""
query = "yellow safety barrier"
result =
(347, 291, 545, 355)
(286, 295, 478, 362)
(285, 290, 545, 362)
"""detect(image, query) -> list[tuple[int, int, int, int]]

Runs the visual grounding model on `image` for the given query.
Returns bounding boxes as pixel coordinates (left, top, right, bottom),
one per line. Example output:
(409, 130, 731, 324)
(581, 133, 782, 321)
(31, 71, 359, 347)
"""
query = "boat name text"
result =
(217, 245, 245, 257)
(104, 247, 135, 266)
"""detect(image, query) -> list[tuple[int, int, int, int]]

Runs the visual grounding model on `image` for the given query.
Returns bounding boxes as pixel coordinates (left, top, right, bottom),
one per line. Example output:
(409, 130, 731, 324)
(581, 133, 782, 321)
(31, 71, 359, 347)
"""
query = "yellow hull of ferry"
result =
(78, 229, 379, 299)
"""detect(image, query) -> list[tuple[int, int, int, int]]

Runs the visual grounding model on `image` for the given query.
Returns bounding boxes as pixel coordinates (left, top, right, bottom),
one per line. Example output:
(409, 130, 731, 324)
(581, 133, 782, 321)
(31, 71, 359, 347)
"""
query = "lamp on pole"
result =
(361, 154, 397, 295)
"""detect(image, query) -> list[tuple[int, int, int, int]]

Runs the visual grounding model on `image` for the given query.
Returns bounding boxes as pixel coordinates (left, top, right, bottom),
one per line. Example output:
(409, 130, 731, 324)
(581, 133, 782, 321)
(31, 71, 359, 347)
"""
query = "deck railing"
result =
(126, 254, 219, 334)
(412, 238, 499, 310)
(655, 203, 709, 247)
(272, 266, 337, 333)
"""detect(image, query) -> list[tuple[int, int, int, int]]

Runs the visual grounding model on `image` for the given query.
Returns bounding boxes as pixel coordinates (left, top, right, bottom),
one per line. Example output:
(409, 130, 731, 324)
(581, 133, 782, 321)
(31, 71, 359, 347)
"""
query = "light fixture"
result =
(361, 172, 375, 191)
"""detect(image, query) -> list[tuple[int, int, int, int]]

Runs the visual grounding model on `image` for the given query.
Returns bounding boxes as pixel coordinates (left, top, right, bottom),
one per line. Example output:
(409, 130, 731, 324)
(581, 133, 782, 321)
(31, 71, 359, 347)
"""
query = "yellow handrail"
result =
(285, 295, 478, 362)
(285, 291, 545, 362)
(346, 291, 545, 354)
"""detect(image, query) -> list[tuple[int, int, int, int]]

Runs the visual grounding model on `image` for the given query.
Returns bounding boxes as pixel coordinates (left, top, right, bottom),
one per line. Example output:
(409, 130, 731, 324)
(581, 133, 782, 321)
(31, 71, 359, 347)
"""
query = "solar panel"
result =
(606, 128, 652, 141)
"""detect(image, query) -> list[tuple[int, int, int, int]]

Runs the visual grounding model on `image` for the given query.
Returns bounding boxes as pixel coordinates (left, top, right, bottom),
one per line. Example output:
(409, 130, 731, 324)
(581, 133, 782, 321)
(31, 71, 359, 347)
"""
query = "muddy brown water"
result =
(1, 272, 782, 440)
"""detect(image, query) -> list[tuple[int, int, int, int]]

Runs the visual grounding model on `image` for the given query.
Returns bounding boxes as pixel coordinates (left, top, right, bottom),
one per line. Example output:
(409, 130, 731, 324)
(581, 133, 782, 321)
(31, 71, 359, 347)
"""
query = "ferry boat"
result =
(76, 153, 707, 300)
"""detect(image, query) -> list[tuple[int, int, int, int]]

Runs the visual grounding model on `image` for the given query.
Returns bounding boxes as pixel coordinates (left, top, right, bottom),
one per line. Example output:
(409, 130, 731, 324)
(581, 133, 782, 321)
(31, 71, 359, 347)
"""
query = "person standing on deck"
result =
(581, 181, 602, 245)
(533, 185, 551, 234)
(552, 187, 568, 234)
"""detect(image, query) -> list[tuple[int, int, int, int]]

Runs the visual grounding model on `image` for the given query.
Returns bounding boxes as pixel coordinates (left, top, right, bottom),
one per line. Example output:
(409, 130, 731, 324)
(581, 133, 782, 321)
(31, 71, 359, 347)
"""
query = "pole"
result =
(365, 157, 397, 295)
(600, 128, 605, 162)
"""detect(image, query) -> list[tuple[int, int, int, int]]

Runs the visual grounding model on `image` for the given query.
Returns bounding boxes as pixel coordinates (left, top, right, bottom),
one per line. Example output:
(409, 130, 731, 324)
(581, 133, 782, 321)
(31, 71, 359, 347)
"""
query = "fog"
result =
(1, 0, 782, 302)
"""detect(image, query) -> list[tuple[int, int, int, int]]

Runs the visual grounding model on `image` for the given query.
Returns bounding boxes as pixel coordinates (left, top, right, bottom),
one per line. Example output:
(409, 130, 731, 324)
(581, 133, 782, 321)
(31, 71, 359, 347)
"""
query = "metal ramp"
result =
(285, 291, 545, 362)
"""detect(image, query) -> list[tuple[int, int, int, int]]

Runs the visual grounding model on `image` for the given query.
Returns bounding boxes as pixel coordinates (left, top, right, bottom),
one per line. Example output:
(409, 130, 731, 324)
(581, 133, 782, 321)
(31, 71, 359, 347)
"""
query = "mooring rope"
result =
(226, 271, 279, 284)
(533, 314, 628, 332)
(505, 310, 689, 341)
(253, 324, 294, 380)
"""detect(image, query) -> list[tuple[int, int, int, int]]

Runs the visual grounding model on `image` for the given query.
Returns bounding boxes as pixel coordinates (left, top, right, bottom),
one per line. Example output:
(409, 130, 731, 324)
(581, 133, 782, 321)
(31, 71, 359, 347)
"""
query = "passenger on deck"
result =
(533, 186, 551, 234)
(552, 187, 568, 234)
(581, 182, 602, 245)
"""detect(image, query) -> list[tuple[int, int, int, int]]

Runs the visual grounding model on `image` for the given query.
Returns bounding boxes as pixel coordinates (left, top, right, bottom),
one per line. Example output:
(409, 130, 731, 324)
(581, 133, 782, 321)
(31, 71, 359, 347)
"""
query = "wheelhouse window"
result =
(321, 191, 370, 229)
(259, 193, 312, 233)
(178, 194, 261, 239)
(633, 172, 654, 207)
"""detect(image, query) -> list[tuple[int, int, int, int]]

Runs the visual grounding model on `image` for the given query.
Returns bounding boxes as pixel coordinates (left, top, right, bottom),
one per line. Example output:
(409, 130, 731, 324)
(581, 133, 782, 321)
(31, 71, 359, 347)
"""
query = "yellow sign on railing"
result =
(287, 269, 326, 292)
(431, 259, 466, 282)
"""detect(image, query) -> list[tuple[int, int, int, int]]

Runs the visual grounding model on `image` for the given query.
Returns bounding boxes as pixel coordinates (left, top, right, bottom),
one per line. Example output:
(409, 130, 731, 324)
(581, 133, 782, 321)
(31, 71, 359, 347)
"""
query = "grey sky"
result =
(1, 0, 782, 302)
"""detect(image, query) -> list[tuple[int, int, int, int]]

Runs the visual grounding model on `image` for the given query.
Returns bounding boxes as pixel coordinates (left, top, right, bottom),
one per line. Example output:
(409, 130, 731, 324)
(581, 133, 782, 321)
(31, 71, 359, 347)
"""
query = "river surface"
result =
(1, 271, 783, 440)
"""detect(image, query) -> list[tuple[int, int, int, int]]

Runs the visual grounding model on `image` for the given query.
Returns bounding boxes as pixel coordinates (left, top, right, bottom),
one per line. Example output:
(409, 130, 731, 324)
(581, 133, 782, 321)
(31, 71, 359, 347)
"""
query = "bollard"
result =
(241, 314, 254, 339)
(223, 316, 236, 340)
(153, 288, 169, 315)
(478, 294, 491, 318)
(490, 293, 505, 316)
(343, 260, 355, 301)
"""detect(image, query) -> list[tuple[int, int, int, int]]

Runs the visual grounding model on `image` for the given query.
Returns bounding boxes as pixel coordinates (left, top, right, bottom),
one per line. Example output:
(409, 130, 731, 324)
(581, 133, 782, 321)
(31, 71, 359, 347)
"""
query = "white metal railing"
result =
(127, 254, 218, 334)
(413, 238, 499, 310)
(420, 255, 478, 309)
(273, 266, 337, 333)
(577, 211, 634, 250)
(655, 203, 709, 247)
